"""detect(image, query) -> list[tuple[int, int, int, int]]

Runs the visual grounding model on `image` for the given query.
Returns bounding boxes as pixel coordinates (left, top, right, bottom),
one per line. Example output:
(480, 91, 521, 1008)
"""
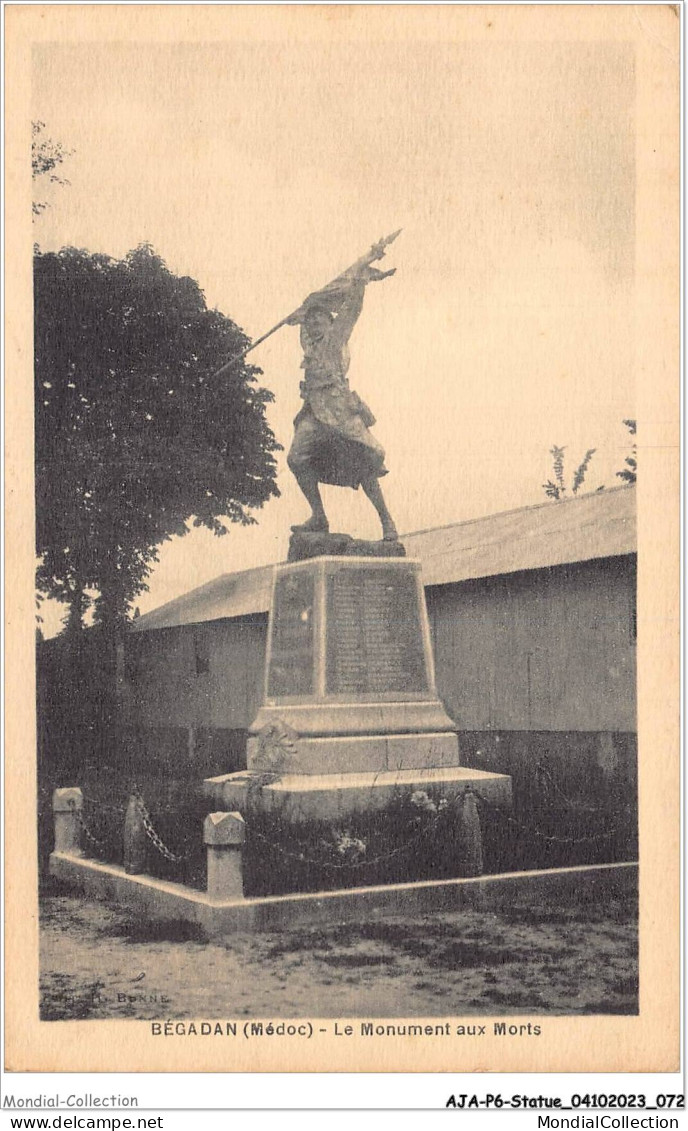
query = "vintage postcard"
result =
(4, 4, 680, 1076)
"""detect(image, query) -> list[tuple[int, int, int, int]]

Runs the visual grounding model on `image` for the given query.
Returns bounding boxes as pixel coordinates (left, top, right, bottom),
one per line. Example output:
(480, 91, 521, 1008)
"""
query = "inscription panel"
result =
(326, 566, 428, 696)
(267, 571, 315, 698)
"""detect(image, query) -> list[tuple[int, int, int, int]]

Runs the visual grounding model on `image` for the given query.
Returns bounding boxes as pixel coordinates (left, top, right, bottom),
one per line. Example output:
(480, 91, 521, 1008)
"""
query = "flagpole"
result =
(209, 230, 401, 380)
(209, 317, 291, 381)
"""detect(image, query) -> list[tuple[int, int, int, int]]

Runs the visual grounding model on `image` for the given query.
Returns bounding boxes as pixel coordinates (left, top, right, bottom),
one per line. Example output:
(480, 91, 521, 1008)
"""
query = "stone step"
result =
(204, 765, 512, 822)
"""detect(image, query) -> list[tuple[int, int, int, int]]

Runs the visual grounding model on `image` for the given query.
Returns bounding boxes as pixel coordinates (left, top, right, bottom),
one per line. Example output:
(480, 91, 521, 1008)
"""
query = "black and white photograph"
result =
(4, 3, 680, 1077)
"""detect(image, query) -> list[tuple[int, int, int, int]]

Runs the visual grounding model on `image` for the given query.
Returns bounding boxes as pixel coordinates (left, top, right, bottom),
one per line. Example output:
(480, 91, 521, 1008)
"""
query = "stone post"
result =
(123, 793, 147, 875)
(204, 811, 246, 900)
(458, 788, 483, 877)
(52, 787, 84, 855)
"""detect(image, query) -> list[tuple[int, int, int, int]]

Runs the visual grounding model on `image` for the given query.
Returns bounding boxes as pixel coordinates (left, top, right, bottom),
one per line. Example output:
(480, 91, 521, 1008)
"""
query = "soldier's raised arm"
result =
(330, 277, 367, 345)
(330, 266, 396, 346)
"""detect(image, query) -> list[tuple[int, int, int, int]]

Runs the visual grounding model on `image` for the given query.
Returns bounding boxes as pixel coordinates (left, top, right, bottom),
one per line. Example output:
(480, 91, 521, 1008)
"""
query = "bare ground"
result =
(39, 884, 638, 1020)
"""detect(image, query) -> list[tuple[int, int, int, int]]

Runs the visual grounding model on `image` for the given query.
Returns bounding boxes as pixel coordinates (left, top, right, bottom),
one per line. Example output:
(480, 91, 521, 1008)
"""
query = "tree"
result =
(543, 445, 597, 501)
(32, 121, 72, 215)
(616, 419, 637, 484)
(35, 243, 280, 633)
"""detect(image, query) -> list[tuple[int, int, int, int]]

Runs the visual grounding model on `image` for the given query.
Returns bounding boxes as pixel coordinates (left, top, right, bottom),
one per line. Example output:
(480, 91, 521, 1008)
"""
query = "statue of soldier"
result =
(285, 243, 399, 541)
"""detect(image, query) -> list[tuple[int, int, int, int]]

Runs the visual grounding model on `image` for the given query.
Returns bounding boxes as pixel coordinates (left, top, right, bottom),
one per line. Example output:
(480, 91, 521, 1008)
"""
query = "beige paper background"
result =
(4, 4, 680, 1074)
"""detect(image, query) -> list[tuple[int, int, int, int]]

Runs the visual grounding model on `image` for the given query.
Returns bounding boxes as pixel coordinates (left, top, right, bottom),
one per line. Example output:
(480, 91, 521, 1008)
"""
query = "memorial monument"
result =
(285, 236, 400, 550)
(206, 236, 510, 839)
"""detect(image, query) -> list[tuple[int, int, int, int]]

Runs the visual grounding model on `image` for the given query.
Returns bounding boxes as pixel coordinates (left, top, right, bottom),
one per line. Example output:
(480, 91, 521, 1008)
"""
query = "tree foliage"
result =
(616, 419, 637, 484)
(543, 445, 597, 501)
(543, 420, 637, 502)
(35, 244, 280, 631)
(32, 121, 72, 215)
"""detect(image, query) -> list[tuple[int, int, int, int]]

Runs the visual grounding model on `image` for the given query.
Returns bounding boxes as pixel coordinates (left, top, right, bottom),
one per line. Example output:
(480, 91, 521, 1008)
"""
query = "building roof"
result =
(403, 483, 636, 589)
(131, 485, 636, 633)
(130, 562, 275, 632)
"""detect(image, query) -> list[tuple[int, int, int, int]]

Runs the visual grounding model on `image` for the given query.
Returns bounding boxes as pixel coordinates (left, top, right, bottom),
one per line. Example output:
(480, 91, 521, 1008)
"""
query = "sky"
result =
(32, 30, 636, 631)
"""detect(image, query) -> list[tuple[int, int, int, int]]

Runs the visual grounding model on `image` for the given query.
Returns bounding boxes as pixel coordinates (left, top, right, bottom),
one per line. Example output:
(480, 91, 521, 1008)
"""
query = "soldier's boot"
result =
(289, 465, 329, 533)
(291, 515, 330, 534)
(361, 476, 399, 542)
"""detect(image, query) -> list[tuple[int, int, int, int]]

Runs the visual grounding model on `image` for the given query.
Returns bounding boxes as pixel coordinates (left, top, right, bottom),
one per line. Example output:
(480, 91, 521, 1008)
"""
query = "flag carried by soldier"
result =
(213, 232, 402, 541)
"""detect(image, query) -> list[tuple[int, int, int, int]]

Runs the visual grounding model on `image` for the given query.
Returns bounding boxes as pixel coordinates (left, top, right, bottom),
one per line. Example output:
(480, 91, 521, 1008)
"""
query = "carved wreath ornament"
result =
(254, 719, 301, 772)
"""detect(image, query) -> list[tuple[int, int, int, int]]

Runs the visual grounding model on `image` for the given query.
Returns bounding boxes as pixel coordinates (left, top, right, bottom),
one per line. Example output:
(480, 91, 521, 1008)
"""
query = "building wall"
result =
(426, 555, 636, 734)
(120, 615, 266, 731)
(423, 556, 638, 863)
(119, 554, 636, 738)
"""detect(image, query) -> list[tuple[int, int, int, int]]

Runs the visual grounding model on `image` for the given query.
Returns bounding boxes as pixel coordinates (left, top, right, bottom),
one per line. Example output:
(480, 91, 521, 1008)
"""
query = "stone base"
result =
(247, 730, 460, 774)
(50, 850, 638, 940)
(288, 530, 406, 562)
(204, 765, 512, 823)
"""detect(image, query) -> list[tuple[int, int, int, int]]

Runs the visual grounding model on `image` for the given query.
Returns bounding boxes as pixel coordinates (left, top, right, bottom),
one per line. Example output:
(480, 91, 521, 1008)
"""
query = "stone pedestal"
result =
(288, 529, 406, 563)
(205, 557, 512, 825)
(248, 556, 458, 772)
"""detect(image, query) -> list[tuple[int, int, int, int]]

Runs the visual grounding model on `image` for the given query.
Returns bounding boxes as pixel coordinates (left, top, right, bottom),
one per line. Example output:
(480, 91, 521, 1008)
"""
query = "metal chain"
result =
(471, 789, 627, 845)
(534, 763, 631, 817)
(250, 824, 433, 871)
(534, 763, 596, 812)
(67, 788, 194, 864)
(71, 771, 630, 865)
(249, 783, 629, 869)
(134, 794, 194, 864)
(249, 793, 469, 872)
(70, 800, 110, 848)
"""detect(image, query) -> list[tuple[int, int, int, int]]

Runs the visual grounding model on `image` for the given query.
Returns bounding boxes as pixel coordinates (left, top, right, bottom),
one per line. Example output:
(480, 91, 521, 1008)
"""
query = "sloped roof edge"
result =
(131, 485, 636, 633)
